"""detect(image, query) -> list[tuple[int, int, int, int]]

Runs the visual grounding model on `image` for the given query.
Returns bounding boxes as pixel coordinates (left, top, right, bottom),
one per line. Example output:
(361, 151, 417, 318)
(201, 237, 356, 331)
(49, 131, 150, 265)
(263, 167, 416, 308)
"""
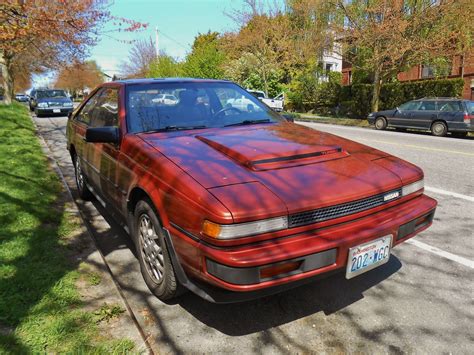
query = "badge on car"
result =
(383, 191, 400, 201)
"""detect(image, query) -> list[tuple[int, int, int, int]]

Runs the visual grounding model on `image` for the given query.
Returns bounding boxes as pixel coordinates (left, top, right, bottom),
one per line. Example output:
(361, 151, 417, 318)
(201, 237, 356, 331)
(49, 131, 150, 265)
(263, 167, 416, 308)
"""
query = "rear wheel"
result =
(133, 199, 183, 301)
(431, 121, 447, 137)
(374, 117, 387, 130)
(73, 154, 93, 200)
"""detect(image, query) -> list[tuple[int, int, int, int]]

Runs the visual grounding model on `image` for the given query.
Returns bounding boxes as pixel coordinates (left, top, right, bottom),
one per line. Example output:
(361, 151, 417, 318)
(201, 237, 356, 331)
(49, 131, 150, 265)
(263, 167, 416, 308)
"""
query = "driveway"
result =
(33, 114, 474, 354)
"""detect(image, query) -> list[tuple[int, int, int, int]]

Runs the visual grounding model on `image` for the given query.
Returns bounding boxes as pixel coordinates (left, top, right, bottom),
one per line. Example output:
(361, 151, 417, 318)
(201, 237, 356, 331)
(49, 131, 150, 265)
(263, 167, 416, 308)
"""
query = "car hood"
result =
(140, 123, 418, 217)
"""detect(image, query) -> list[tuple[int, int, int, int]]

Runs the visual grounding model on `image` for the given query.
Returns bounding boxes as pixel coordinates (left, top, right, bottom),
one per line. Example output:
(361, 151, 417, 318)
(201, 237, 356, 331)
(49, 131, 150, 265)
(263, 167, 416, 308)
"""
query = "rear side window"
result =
(90, 88, 119, 127)
(419, 101, 436, 111)
(438, 101, 462, 112)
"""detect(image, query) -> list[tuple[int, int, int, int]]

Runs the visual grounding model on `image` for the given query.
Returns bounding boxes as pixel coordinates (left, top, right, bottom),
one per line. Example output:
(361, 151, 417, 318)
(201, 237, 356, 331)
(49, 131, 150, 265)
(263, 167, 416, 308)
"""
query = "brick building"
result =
(341, 50, 474, 100)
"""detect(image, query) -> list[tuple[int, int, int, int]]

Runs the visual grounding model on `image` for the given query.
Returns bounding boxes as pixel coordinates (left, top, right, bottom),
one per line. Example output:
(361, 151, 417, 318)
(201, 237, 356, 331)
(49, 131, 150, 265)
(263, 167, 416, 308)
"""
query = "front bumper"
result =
(36, 107, 73, 115)
(169, 193, 437, 303)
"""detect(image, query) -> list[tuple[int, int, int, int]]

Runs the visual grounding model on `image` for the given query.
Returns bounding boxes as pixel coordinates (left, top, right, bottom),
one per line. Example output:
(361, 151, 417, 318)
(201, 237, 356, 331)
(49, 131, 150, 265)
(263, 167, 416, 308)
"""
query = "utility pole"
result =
(155, 26, 159, 58)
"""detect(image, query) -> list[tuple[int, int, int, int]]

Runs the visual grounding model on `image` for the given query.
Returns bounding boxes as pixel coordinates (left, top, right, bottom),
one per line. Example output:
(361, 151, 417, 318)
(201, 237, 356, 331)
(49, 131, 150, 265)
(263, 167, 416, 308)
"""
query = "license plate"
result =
(346, 235, 392, 279)
(53, 108, 61, 113)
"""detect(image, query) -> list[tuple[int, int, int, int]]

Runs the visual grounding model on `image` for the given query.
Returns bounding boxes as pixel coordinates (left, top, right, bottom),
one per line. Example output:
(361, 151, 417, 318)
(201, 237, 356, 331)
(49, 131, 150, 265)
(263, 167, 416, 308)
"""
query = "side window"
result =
(90, 88, 119, 127)
(76, 90, 102, 125)
(400, 101, 421, 110)
(438, 101, 462, 112)
(419, 101, 436, 111)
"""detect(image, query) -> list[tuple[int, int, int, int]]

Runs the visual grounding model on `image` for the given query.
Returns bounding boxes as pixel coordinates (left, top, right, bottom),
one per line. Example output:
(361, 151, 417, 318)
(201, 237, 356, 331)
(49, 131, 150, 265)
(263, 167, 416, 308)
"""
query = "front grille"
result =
(289, 188, 402, 228)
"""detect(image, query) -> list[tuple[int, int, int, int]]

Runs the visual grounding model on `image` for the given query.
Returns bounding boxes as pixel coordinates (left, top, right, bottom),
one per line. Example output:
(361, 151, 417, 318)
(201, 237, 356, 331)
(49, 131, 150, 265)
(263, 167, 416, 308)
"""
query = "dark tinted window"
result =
(438, 101, 462, 112)
(419, 101, 436, 111)
(90, 88, 119, 127)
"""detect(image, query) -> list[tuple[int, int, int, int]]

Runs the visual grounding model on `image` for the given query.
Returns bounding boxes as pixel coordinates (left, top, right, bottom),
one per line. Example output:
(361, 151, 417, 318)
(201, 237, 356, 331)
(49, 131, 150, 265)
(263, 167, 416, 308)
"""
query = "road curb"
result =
(31, 115, 153, 354)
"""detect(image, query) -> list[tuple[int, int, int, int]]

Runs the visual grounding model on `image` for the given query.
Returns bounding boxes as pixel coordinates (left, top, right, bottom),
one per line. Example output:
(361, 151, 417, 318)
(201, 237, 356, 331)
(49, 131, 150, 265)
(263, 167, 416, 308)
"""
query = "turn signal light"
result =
(202, 220, 222, 239)
(260, 261, 301, 279)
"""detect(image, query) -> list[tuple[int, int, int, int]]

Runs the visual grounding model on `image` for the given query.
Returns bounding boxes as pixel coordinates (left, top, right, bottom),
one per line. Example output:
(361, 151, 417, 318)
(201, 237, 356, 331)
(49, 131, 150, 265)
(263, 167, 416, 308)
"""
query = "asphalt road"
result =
(33, 114, 473, 354)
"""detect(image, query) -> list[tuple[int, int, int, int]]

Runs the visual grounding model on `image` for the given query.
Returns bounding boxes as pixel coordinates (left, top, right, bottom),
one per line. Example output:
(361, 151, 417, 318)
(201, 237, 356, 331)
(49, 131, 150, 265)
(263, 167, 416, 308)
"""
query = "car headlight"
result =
(37, 102, 48, 108)
(202, 216, 288, 240)
(64, 102, 73, 107)
(402, 179, 424, 196)
(368, 113, 374, 117)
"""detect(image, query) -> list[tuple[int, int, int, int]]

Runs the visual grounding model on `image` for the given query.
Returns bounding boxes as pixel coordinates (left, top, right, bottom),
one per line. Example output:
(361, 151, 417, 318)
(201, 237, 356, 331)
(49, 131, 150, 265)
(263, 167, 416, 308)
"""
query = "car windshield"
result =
(37, 90, 67, 99)
(126, 82, 283, 133)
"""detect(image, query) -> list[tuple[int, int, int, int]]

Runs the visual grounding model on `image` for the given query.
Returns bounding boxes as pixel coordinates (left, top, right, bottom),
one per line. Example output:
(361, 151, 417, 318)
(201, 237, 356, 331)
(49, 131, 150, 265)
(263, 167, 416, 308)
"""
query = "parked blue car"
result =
(29, 89, 73, 117)
(368, 98, 474, 137)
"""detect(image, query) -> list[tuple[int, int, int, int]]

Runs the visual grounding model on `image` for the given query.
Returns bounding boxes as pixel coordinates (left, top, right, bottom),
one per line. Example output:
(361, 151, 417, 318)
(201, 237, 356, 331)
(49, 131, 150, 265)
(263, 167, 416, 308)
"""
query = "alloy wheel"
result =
(138, 214, 165, 284)
(75, 158, 84, 191)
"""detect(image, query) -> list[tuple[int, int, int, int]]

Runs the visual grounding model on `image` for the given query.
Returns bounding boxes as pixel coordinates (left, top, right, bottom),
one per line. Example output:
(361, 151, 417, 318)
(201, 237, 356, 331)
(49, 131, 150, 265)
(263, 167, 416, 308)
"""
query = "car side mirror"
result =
(85, 127, 120, 144)
(281, 113, 295, 122)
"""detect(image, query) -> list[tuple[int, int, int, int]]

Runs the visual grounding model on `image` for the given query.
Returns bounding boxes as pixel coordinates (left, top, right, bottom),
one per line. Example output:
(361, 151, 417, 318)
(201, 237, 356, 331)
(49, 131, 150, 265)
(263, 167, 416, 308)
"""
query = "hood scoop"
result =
(196, 129, 349, 171)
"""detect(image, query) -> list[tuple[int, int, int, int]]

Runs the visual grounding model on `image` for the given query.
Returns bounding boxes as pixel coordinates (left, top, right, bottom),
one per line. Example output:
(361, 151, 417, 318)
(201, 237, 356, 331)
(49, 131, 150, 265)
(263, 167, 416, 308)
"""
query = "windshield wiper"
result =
(224, 119, 271, 127)
(143, 125, 207, 133)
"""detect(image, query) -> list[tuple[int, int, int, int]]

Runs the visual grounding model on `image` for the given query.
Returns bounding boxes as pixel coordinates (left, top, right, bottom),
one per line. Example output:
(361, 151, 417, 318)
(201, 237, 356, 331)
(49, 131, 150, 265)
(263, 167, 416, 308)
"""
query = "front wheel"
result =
(133, 200, 183, 301)
(431, 121, 447, 137)
(73, 155, 93, 200)
(374, 117, 387, 130)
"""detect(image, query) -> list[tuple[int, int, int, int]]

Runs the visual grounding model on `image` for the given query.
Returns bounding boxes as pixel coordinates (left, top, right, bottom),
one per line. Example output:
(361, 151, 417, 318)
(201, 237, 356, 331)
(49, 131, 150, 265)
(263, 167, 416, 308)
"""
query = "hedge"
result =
(343, 78, 465, 118)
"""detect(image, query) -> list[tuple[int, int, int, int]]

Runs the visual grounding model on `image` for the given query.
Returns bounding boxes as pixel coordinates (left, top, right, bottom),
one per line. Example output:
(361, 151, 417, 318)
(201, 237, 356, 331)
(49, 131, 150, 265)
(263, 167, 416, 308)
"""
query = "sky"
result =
(32, 0, 285, 88)
(91, 0, 244, 78)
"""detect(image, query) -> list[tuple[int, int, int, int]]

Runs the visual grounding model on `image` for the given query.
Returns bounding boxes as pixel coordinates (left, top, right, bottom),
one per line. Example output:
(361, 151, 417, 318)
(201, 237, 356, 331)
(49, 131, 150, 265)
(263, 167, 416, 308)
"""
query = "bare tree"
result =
(121, 37, 157, 78)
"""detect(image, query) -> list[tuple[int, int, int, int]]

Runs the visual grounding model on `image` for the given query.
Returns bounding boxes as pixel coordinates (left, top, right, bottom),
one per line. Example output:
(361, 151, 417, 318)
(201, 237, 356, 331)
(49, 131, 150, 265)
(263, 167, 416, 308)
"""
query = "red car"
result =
(66, 79, 437, 303)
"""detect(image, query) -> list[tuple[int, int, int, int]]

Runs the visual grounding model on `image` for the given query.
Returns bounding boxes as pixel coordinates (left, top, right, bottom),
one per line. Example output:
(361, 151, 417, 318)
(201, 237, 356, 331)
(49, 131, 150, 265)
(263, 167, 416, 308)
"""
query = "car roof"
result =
(413, 97, 463, 101)
(111, 77, 232, 85)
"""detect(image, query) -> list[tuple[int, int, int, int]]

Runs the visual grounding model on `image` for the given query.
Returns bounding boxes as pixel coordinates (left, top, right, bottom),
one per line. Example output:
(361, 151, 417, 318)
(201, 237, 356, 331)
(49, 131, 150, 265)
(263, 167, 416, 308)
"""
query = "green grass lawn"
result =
(0, 103, 134, 353)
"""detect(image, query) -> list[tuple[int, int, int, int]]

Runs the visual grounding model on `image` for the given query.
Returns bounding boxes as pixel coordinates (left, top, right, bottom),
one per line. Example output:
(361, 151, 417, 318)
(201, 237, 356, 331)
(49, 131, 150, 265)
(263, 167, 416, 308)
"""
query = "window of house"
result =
(421, 65, 435, 78)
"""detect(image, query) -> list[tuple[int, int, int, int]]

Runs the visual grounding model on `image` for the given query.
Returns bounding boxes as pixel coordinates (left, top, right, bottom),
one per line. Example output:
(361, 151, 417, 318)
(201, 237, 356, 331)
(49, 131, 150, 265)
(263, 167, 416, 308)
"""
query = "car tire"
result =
(133, 199, 183, 301)
(431, 121, 447, 137)
(374, 117, 387, 130)
(73, 154, 93, 200)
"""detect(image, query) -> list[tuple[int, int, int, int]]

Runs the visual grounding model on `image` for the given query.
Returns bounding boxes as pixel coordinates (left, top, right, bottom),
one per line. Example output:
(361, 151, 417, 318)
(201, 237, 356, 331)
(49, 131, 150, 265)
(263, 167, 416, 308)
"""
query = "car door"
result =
(437, 100, 463, 125)
(71, 90, 103, 186)
(87, 87, 122, 206)
(389, 101, 420, 127)
(411, 100, 437, 129)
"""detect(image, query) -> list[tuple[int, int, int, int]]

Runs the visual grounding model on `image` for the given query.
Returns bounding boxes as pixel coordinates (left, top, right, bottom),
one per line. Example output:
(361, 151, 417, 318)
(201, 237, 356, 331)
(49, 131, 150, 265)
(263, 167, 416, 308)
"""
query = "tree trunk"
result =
(262, 66, 269, 97)
(371, 67, 382, 112)
(0, 52, 14, 104)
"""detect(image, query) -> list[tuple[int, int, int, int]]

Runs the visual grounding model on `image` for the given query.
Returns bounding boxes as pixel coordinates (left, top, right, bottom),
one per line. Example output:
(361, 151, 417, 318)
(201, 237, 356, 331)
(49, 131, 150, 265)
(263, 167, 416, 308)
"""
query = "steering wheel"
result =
(213, 106, 242, 118)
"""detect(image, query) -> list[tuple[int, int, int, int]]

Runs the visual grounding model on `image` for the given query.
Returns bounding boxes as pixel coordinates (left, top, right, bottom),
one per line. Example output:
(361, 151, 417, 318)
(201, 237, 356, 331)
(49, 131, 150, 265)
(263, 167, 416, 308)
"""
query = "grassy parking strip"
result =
(295, 113, 370, 128)
(0, 103, 134, 353)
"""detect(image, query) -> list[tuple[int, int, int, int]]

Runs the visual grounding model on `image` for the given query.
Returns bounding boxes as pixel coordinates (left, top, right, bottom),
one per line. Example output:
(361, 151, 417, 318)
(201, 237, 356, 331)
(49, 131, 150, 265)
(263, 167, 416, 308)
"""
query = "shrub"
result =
(343, 78, 464, 117)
